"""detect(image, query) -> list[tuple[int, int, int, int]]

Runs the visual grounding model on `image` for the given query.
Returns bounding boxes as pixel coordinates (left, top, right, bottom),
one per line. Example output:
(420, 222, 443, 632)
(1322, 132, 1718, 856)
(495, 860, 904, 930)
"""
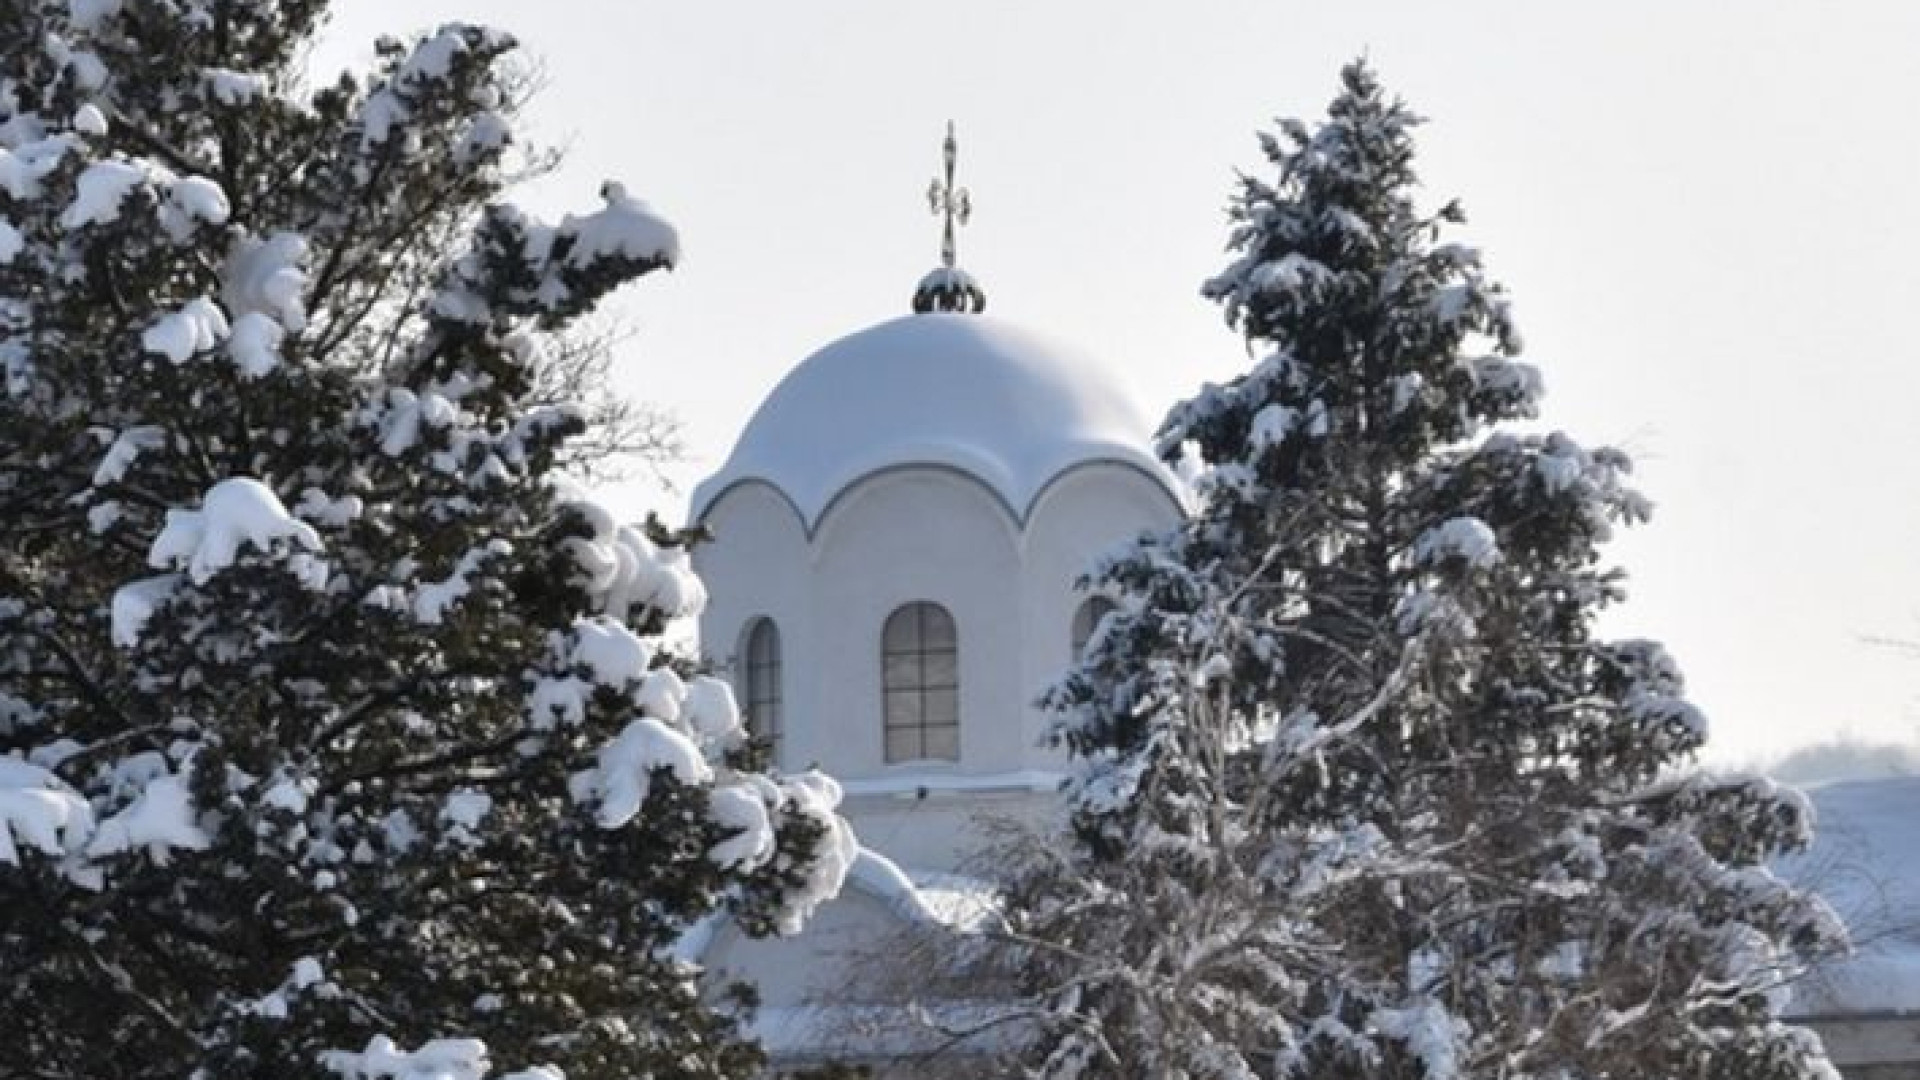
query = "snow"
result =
(1431, 283, 1474, 325)
(375, 387, 458, 456)
(454, 112, 510, 165)
(0, 219, 19, 263)
(568, 616, 653, 687)
(0, 757, 94, 866)
(634, 668, 685, 722)
(692, 314, 1181, 529)
(228, 312, 285, 377)
(575, 716, 712, 829)
(262, 772, 312, 814)
(66, 0, 122, 30)
(203, 67, 268, 105)
(1462, 354, 1543, 409)
(223, 231, 309, 331)
(86, 770, 209, 864)
(907, 868, 1004, 933)
(1413, 516, 1500, 570)
(774, 770, 859, 933)
(556, 497, 705, 620)
(147, 477, 324, 586)
(358, 90, 406, 151)
(382, 809, 421, 855)
(843, 847, 999, 931)
(524, 674, 588, 730)
(1368, 998, 1464, 1080)
(412, 543, 507, 625)
(1249, 402, 1298, 450)
(294, 488, 365, 528)
(161, 175, 231, 241)
(92, 424, 165, 486)
(110, 573, 181, 647)
(1534, 432, 1588, 495)
(320, 1036, 492, 1080)
(681, 676, 743, 744)
(0, 137, 70, 202)
(60, 159, 145, 229)
(561, 181, 680, 271)
(1248, 252, 1332, 294)
(245, 956, 328, 1021)
(1781, 776, 1920, 1017)
(440, 788, 491, 845)
(706, 781, 776, 870)
(398, 24, 479, 84)
(142, 298, 228, 364)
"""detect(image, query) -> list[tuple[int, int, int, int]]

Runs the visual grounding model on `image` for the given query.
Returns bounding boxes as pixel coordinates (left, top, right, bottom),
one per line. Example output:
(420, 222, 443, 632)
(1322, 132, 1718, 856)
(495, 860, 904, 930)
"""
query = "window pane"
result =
(920, 605, 956, 648)
(883, 609, 920, 653)
(738, 618, 782, 756)
(923, 687, 958, 727)
(922, 649, 957, 689)
(879, 602, 960, 764)
(883, 653, 921, 689)
(885, 726, 922, 763)
(884, 691, 922, 729)
(923, 724, 959, 762)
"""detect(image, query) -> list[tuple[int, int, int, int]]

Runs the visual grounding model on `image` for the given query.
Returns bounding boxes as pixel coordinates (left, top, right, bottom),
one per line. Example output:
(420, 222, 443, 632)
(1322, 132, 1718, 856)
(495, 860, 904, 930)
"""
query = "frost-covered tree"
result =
(0, 4, 853, 1078)
(1016, 61, 1846, 1079)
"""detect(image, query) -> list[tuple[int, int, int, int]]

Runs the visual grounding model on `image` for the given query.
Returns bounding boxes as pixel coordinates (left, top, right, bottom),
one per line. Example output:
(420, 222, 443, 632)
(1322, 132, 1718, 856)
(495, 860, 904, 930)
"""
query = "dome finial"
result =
(913, 121, 986, 314)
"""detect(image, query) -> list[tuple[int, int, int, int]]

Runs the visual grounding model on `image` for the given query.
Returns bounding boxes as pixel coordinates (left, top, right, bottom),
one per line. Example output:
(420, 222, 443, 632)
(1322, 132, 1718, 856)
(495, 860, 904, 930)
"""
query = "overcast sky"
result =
(323, 2, 1920, 764)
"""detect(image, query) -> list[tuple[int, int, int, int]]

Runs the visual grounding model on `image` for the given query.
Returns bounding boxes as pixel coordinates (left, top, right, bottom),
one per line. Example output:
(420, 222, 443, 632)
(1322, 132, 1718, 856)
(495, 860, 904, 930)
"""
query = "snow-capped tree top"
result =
(1022, 59, 1845, 1080)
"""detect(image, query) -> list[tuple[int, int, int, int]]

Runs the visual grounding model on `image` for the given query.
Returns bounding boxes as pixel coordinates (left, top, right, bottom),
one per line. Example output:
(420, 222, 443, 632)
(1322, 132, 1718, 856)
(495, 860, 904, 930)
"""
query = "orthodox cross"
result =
(926, 121, 971, 270)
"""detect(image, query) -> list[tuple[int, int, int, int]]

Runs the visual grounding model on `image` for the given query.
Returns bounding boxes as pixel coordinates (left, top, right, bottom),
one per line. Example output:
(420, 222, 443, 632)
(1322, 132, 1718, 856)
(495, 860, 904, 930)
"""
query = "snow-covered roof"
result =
(691, 313, 1180, 531)
(1780, 776, 1920, 1017)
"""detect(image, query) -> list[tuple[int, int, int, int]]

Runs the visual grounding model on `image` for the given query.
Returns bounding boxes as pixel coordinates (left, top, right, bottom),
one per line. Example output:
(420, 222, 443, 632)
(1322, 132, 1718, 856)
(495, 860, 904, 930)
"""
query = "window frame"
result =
(739, 617, 782, 758)
(881, 601, 960, 764)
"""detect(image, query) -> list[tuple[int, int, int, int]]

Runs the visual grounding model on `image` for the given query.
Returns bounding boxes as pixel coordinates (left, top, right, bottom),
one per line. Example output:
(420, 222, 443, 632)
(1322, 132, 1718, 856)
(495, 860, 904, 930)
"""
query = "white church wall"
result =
(807, 466, 1025, 781)
(694, 480, 811, 772)
(837, 786, 1059, 875)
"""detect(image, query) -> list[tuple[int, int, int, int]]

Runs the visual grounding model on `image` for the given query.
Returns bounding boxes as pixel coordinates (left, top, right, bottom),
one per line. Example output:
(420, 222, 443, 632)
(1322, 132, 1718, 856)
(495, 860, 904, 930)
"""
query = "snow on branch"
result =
(0, 758, 95, 868)
(146, 477, 325, 588)
(320, 1035, 560, 1080)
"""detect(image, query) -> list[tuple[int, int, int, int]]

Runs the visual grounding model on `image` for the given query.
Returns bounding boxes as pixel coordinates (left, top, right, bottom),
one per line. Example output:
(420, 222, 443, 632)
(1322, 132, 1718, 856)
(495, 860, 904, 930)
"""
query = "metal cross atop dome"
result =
(929, 121, 970, 270)
(912, 121, 987, 315)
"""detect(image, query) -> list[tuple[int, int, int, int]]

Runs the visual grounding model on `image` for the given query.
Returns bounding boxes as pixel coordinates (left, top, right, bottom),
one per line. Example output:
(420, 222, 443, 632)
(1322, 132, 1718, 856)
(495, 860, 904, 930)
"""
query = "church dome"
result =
(691, 313, 1180, 530)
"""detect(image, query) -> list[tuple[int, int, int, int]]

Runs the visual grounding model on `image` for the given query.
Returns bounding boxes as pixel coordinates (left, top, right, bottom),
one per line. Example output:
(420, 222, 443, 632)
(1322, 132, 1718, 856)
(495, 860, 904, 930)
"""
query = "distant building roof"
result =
(1783, 776, 1920, 1017)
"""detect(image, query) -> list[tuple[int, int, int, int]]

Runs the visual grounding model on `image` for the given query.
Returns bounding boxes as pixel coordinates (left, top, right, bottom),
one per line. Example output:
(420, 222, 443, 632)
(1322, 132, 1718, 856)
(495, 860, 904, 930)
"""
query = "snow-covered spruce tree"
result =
(0, 5, 853, 1078)
(1019, 61, 1845, 1079)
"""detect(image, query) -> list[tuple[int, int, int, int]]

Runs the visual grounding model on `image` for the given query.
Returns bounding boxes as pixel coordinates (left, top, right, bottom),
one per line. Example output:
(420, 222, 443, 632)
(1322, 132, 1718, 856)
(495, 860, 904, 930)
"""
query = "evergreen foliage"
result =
(1019, 60, 1847, 1079)
(0, 4, 852, 1077)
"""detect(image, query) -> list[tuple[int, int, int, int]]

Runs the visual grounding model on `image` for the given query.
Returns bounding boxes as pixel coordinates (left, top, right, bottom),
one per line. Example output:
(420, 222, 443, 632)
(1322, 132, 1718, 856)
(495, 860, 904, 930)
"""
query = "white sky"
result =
(321, 2, 1920, 764)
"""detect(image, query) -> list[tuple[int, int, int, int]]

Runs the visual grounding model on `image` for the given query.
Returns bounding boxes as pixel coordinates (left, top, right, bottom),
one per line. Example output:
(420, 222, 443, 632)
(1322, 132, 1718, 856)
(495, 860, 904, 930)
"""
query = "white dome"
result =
(692, 313, 1179, 530)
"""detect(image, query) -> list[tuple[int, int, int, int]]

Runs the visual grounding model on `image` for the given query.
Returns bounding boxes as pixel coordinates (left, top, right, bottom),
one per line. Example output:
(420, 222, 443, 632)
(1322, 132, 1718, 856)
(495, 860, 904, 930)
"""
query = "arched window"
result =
(882, 602, 959, 763)
(739, 617, 782, 755)
(1072, 596, 1119, 658)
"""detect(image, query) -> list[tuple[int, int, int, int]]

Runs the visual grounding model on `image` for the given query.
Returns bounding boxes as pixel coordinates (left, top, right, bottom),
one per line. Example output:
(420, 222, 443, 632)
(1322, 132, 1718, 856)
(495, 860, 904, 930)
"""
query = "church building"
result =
(681, 128, 1184, 1070)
